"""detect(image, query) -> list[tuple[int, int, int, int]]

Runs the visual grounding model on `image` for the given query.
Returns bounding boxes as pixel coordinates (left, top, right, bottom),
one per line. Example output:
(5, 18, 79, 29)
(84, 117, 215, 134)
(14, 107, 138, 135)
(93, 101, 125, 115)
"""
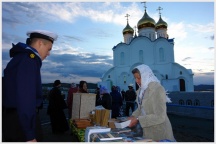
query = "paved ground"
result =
(39, 102, 214, 142)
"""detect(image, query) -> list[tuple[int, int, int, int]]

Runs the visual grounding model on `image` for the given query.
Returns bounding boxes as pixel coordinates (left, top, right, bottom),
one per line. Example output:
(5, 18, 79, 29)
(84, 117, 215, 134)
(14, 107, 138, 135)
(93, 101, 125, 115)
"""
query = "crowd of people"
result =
(2, 29, 175, 142)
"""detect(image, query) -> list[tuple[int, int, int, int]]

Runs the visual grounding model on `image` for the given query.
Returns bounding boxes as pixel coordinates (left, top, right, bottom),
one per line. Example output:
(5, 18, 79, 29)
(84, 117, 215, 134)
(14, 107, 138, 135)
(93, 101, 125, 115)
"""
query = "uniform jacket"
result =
(132, 82, 175, 141)
(3, 42, 43, 141)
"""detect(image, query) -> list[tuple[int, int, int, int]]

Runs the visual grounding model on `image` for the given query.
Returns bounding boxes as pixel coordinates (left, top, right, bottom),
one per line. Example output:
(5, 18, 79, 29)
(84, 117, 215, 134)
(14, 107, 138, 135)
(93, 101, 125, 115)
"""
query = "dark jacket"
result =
(125, 89, 137, 102)
(96, 93, 112, 110)
(110, 90, 123, 118)
(3, 42, 43, 141)
(47, 87, 67, 114)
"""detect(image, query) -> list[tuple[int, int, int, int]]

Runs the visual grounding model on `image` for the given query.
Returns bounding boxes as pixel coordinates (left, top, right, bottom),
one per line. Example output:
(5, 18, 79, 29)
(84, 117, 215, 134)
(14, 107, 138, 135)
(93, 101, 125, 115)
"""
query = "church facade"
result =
(100, 6, 194, 92)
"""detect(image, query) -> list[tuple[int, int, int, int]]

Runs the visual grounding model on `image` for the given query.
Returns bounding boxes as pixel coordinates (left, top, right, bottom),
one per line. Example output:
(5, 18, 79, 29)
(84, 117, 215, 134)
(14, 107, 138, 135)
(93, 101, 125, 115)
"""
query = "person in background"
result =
(125, 84, 137, 116)
(96, 86, 112, 110)
(121, 89, 126, 102)
(77, 80, 88, 93)
(2, 30, 57, 142)
(47, 80, 69, 134)
(128, 64, 175, 141)
(67, 83, 78, 119)
(95, 87, 100, 106)
(110, 86, 123, 118)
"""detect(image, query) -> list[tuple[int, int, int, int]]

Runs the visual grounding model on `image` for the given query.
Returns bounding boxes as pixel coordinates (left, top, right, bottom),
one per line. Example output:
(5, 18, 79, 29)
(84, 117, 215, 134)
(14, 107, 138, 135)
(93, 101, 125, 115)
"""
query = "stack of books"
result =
(84, 126, 111, 142)
(90, 132, 123, 142)
(111, 127, 131, 134)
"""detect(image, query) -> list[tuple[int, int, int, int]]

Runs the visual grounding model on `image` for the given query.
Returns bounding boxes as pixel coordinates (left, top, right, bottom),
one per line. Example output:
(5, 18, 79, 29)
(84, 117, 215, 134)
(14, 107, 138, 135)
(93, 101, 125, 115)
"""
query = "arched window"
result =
(139, 50, 143, 62)
(159, 48, 164, 62)
(179, 99, 184, 105)
(120, 52, 124, 65)
(194, 99, 200, 106)
(123, 75, 126, 84)
(186, 99, 192, 106)
(180, 71, 182, 75)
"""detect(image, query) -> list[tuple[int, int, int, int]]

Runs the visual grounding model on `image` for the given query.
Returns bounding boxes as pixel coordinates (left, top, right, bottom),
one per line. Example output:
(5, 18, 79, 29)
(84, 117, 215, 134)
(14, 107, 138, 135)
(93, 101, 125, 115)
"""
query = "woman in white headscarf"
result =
(128, 64, 175, 142)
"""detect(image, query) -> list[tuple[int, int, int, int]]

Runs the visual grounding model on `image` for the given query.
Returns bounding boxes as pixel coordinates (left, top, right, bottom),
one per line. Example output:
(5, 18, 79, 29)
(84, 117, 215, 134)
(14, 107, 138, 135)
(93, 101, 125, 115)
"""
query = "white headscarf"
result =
(135, 64, 171, 103)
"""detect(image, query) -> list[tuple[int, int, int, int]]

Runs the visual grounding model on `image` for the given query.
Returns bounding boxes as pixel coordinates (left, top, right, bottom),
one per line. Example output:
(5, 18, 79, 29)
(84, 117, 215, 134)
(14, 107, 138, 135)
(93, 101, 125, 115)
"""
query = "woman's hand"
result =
(27, 138, 37, 142)
(128, 116, 138, 127)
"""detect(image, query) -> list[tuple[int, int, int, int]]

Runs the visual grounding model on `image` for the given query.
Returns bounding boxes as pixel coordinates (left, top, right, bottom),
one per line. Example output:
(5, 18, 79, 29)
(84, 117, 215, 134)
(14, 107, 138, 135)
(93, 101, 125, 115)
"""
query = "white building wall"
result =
(162, 79, 179, 91)
(102, 36, 194, 92)
(124, 33, 133, 44)
(138, 27, 156, 41)
(154, 39, 174, 64)
(156, 29, 168, 39)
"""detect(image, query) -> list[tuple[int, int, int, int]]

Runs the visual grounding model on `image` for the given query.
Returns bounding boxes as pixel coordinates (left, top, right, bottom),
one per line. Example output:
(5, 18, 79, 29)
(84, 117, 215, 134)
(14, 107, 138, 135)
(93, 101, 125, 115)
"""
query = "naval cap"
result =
(26, 30, 58, 43)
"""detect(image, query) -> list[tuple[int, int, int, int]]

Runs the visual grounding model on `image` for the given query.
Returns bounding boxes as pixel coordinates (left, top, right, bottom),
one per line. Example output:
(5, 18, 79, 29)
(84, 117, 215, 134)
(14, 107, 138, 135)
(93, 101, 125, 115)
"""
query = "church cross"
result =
(157, 6, 163, 16)
(125, 14, 130, 22)
(141, 2, 147, 11)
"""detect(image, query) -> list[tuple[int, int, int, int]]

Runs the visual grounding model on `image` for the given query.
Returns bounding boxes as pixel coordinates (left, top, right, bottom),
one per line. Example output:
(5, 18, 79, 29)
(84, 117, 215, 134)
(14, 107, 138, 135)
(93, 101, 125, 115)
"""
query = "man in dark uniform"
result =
(2, 30, 58, 142)
(125, 84, 137, 116)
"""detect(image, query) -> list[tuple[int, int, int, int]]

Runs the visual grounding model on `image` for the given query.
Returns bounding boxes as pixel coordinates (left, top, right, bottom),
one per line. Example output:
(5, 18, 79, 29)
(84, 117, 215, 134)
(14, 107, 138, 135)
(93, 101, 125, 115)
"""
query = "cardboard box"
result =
(72, 93, 96, 119)
(108, 119, 117, 128)
(114, 120, 131, 128)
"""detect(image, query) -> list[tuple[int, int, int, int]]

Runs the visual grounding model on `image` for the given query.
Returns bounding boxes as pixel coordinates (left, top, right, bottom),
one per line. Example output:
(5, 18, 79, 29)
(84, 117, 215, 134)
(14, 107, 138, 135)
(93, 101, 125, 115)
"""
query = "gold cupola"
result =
(155, 7, 168, 30)
(137, 9, 156, 29)
(123, 14, 134, 35)
(123, 22, 134, 35)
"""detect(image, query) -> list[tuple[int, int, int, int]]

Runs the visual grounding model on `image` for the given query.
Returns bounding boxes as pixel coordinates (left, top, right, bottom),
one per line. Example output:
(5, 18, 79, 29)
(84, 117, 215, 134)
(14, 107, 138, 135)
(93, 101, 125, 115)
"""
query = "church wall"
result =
(118, 69, 134, 91)
(130, 37, 155, 65)
(154, 39, 174, 64)
(167, 92, 214, 120)
(162, 79, 179, 91)
(113, 44, 129, 66)
(171, 64, 194, 92)
(138, 27, 156, 41)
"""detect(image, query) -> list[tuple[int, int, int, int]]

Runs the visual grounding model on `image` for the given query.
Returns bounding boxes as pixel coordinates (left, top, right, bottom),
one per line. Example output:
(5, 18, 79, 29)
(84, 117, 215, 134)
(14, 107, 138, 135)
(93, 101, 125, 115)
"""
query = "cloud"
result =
(42, 51, 113, 78)
(193, 72, 214, 85)
(63, 35, 84, 42)
(85, 28, 113, 39)
(2, 2, 143, 28)
(182, 57, 192, 61)
(2, 31, 25, 44)
(208, 47, 214, 50)
(168, 22, 187, 41)
(187, 23, 214, 33)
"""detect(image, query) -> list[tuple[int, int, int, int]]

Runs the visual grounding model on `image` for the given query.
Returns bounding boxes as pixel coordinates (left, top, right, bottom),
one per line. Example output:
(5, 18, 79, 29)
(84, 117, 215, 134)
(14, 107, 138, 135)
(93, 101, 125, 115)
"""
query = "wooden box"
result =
(72, 93, 96, 119)
(108, 119, 117, 128)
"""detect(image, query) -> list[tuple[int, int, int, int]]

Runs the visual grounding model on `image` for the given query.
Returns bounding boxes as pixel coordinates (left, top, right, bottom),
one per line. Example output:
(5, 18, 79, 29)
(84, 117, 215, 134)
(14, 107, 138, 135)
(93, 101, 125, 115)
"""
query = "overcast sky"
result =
(1, 1, 215, 85)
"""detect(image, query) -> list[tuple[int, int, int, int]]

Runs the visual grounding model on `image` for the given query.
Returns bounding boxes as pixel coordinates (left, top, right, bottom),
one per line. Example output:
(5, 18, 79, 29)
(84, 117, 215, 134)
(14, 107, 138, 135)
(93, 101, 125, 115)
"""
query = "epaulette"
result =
(29, 53, 36, 59)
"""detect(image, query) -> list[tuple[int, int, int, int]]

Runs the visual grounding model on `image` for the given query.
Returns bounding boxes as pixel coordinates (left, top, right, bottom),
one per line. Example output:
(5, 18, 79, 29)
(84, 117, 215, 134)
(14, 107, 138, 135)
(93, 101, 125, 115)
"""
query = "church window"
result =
(124, 75, 126, 84)
(179, 99, 184, 105)
(194, 99, 200, 106)
(120, 52, 125, 65)
(139, 50, 143, 62)
(165, 74, 168, 79)
(186, 99, 192, 106)
(159, 48, 165, 62)
(180, 71, 182, 75)
(108, 75, 110, 78)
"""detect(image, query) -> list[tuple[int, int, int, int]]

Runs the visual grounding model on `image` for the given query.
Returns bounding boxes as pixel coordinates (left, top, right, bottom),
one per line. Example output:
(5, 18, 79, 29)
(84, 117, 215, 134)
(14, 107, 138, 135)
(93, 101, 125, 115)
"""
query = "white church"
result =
(100, 5, 194, 92)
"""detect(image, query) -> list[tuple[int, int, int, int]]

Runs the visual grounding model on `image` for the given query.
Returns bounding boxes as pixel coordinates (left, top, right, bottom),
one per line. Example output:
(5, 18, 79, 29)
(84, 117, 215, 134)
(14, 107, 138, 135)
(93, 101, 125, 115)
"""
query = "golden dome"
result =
(137, 10, 155, 29)
(155, 15, 168, 29)
(123, 22, 134, 35)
